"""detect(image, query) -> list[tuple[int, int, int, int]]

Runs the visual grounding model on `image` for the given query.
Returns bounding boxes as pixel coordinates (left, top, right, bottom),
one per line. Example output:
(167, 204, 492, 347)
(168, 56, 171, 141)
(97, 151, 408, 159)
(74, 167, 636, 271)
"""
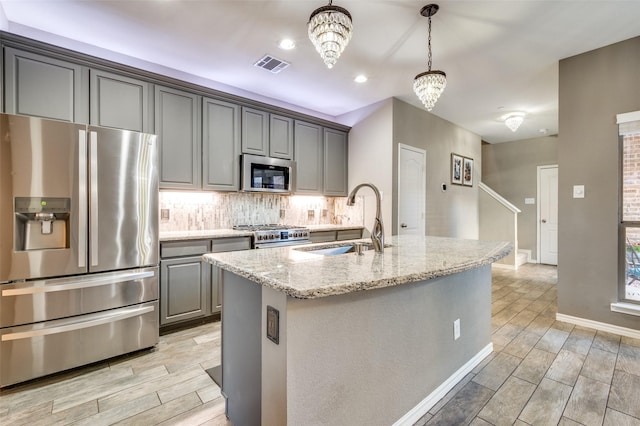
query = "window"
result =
(619, 111, 640, 302)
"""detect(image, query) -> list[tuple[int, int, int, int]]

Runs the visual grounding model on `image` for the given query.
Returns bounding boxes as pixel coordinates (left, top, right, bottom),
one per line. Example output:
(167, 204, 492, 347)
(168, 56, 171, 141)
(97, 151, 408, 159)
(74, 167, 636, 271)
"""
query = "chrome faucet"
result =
(346, 183, 385, 253)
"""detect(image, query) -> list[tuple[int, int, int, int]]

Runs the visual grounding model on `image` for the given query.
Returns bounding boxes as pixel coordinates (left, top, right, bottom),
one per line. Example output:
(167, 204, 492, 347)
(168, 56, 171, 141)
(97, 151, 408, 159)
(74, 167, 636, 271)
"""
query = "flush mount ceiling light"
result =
(504, 112, 525, 132)
(413, 4, 447, 112)
(308, 0, 353, 69)
(278, 39, 296, 50)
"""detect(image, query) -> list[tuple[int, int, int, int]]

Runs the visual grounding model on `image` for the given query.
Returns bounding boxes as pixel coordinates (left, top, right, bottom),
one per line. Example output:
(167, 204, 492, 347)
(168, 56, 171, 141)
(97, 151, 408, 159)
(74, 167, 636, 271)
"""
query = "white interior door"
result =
(538, 165, 558, 265)
(398, 144, 426, 236)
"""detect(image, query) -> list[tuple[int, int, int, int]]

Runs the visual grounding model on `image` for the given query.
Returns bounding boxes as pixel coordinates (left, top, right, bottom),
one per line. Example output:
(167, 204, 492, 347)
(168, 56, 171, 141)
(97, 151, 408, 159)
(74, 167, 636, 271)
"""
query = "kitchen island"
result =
(203, 235, 511, 425)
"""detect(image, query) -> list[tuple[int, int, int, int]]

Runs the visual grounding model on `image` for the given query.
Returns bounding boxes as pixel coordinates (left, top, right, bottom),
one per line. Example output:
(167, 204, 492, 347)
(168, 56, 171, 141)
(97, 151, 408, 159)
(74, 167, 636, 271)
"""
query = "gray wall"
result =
(482, 136, 558, 260)
(558, 36, 640, 328)
(392, 98, 482, 239)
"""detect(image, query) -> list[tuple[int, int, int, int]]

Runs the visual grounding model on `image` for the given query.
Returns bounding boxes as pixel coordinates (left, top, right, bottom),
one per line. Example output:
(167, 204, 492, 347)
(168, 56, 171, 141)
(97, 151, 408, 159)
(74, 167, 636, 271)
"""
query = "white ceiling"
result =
(1, 0, 640, 143)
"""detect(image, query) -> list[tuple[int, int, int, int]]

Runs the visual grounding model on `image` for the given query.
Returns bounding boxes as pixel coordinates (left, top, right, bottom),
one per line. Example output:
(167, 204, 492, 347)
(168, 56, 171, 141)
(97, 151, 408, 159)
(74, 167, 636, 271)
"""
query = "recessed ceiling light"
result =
(278, 39, 295, 50)
(354, 75, 368, 83)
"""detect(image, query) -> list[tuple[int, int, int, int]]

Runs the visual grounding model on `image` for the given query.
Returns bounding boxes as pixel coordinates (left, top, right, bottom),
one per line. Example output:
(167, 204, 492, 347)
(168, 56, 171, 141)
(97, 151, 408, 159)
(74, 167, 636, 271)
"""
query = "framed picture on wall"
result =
(463, 157, 474, 186)
(451, 153, 463, 185)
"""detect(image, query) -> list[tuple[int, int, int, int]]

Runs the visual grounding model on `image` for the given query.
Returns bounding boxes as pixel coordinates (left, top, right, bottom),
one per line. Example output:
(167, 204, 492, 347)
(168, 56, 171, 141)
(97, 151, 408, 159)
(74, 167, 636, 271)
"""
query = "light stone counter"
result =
(213, 235, 511, 425)
(203, 235, 511, 299)
(159, 229, 253, 241)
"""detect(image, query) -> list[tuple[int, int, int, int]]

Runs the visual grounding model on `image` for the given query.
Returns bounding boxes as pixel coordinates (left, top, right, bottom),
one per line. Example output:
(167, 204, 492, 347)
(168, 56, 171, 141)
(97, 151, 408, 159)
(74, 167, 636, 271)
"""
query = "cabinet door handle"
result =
(541, 219, 547, 223)
(401, 223, 408, 228)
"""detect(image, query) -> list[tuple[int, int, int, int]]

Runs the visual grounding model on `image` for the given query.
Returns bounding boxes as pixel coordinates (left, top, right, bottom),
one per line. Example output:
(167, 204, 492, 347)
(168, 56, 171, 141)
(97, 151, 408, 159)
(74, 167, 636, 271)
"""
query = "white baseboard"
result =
(393, 343, 494, 426)
(492, 263, 517, 271)
(556, 313, 640, 340)
(517, 249, 532, 263)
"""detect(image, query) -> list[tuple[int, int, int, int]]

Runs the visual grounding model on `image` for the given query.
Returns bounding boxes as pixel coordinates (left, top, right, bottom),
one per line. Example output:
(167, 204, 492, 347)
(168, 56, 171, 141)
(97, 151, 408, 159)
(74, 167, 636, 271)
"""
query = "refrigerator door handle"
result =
(90, 131, 99, 267)
(1, 270, 155, 296)
(1, 304, 155, 341)
(78, 129, 87, 268)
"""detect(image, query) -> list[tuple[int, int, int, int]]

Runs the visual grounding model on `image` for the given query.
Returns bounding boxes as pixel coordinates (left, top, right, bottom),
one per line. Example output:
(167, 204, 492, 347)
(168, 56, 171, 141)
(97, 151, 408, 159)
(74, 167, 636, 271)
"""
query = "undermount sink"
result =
(295, 242, 385, 256)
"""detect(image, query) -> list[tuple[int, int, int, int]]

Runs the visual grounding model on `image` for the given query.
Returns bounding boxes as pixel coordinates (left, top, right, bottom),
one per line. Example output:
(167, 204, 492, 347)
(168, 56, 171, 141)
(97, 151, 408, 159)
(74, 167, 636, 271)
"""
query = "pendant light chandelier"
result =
(308, 0, 353, 69)
(413, 4, 446, 111)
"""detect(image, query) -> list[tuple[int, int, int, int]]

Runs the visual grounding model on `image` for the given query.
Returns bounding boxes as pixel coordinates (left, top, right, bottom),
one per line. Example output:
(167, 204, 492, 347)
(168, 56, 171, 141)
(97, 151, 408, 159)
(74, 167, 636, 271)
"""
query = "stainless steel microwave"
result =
(241, 154, 294, 193)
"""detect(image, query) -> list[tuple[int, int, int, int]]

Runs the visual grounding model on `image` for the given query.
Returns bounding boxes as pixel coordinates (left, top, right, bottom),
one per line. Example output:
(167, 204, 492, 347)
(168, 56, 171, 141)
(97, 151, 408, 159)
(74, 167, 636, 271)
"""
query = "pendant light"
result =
(413, 4, 446, 111)
(308, 0, 353, 69)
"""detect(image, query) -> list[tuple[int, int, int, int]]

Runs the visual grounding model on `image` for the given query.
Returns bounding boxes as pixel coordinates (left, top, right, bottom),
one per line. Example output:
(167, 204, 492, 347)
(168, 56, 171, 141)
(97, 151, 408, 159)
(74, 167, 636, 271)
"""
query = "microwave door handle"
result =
(90, 131, 99, 267)
(78, 129, 87, 269)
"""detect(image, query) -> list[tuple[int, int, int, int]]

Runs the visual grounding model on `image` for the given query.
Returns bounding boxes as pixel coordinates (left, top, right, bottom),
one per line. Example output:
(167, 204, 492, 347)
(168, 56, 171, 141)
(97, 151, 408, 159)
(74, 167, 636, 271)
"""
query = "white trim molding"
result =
(393, 343, 493, 426)
(556, 313, 640, 340)
(617, 110, 640, 124)
(611, 302, 640, 317)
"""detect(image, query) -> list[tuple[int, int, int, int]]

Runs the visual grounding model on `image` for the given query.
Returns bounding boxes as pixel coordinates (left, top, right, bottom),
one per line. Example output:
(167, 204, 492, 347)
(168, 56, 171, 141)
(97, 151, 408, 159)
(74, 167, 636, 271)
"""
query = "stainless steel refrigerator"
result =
(0, 113, 159, 387)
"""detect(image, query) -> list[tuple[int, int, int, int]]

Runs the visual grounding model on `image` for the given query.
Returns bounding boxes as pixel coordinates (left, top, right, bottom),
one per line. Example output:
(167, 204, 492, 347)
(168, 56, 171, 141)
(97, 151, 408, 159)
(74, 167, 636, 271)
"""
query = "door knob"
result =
(541, 219, 547, 223)
(401, 223, 408, 228)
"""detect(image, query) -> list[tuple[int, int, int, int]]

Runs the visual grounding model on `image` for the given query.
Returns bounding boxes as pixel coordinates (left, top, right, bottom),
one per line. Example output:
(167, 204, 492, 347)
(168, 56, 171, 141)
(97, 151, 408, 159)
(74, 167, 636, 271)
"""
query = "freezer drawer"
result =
(0, 267, 158, 328)
(0, 300, 158, 387)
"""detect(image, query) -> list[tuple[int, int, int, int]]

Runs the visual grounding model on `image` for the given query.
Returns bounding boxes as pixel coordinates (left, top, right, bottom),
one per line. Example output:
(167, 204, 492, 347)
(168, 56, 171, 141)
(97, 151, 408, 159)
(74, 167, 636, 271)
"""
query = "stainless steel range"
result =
(234, 224, 310, 248)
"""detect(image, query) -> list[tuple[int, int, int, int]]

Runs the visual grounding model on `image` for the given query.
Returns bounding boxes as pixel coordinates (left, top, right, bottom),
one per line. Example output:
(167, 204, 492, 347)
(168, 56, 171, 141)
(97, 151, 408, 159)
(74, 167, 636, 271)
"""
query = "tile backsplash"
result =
(159, 191, 364, 232)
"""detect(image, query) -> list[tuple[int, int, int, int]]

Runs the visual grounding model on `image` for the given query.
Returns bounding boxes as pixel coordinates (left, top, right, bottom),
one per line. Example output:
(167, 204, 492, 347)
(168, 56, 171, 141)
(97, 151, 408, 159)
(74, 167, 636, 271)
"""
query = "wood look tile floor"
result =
(2, 263, 640, 425)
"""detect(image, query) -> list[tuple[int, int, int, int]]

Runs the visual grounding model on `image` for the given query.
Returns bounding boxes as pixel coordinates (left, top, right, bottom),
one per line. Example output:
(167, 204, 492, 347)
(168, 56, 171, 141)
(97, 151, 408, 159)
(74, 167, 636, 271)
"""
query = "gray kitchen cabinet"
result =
(309, 228, 363, 243)
(323, 128, 348, 196)
(241, 108, 293, 160)
(160, 255, 209, 326)
(159, 237, 251, 327)
(4, 47, 88, 122)
(90, 69, 151, 132)
(309, 230, 336, 243)
(270, 114, 293, 159)
(203, 97, 241, 191)
(160, 240, 211, 326)
(155, 85, 202, 190)
(241, 107, 269, 156)
(294, 120, 323, 194)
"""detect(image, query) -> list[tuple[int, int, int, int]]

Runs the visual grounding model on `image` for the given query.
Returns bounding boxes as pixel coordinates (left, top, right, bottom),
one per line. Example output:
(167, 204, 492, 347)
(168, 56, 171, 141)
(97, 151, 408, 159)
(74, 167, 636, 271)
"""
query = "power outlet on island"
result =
(453, 319, 461, 340)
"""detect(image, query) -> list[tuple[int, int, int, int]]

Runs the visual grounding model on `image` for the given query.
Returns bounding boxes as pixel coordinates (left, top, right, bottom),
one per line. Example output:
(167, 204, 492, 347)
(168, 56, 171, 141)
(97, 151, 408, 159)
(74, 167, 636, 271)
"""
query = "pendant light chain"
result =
(427, 15, 432, 71)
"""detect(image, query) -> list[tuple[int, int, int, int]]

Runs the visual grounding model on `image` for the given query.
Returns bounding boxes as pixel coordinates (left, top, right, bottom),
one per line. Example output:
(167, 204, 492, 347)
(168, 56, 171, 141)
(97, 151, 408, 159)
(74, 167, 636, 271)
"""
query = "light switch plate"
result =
(525, 198, 535, 205)
(573, 185, 585, 198)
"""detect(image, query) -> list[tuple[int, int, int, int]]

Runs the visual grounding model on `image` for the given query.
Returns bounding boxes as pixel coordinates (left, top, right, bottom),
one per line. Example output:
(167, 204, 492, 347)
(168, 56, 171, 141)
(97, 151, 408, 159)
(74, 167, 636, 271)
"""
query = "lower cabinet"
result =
(309, 228, 364, 243)
(160, 236, 250, 327)
(160, 254, 209, 325)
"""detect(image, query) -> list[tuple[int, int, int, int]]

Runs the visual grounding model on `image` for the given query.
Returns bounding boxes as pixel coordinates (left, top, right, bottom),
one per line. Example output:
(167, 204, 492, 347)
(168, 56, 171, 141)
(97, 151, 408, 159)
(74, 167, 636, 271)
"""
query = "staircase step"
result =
(516, 250, 529, 266)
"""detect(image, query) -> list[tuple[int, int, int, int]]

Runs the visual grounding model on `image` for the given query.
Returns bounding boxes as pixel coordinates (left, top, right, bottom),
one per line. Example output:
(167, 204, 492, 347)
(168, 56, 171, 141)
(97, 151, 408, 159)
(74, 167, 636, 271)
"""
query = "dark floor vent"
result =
(254, 55, 290, 74)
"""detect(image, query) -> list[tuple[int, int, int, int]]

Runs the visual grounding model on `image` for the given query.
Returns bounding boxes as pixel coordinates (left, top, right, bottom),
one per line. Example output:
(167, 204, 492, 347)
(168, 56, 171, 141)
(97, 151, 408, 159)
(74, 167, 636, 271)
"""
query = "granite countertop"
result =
(160, 229, 253, 241)
(203, 235, 512, 299)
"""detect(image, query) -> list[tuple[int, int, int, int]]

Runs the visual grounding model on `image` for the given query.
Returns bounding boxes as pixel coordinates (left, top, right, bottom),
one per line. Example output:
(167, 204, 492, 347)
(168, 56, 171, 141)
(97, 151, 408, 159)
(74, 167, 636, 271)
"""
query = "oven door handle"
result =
(1, 270, 155, 296)
(1, 304, 155, 341)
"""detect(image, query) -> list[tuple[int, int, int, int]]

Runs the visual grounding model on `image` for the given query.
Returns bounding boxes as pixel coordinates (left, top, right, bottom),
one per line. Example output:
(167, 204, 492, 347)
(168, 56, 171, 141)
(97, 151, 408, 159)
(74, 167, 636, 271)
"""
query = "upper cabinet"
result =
(241, 107, 269, 156)
(294, 121, 349, 196)
(203, 97, 241, 191)
(323, 128, 348, 196)
(294, 120, 323, 194)
(242, 108, 293, 160)
(4, 47, 88, 123)
(270, 114, 294, 159)
(1, 40, 348, 195)
(155, 85, 201, 190)
(90, 69, 151, 133)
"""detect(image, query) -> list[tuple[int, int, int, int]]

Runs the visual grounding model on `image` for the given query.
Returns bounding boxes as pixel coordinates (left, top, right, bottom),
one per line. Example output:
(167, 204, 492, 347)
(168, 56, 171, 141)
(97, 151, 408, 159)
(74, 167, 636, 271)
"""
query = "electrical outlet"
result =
(307, 210, 315, 220)
(160, 209, 170, 220)
(453, 319, 461, 340)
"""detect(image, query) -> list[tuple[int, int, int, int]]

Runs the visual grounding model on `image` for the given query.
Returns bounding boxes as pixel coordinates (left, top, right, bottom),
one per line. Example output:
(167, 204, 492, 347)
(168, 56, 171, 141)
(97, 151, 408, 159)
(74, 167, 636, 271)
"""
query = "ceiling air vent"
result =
(254, 55, 290, 74)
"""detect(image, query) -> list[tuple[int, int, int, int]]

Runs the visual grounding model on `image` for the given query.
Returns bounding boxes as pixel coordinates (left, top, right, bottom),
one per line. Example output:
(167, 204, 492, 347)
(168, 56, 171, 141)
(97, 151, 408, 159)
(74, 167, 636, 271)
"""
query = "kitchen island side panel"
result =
(221, 271, 262, 426)
(283, 265, 492, 425)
